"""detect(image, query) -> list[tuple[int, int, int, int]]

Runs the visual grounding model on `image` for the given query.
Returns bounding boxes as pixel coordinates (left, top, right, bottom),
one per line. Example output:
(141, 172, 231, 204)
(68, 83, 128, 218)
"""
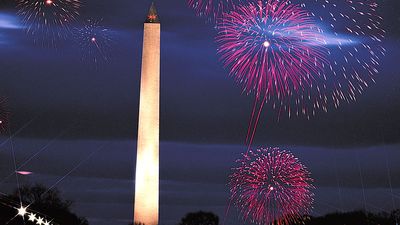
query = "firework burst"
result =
(187, 0, 242, 23)
(296, 0, 386, 109)
(17, 0, 81, 44)
(216, 1, 327, 112)
(216, 0, 328, 145)
(73, 19, 112, 64)
(229, 147, 314, 225)
(215, 0, 385, 145)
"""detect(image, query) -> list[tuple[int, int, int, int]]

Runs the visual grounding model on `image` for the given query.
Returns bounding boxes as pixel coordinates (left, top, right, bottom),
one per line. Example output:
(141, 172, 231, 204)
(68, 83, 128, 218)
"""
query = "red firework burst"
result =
(229, 147, 314, 225)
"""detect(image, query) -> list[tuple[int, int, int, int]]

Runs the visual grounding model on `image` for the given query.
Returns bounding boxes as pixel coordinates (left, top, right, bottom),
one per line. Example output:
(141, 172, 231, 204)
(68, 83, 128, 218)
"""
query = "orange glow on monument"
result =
(134, 3, 160, 225)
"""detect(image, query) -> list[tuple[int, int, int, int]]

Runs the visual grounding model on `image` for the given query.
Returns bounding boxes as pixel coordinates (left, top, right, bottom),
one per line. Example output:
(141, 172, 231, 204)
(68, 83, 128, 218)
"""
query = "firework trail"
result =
(16, 0, 81, 44)
(229, 147, 314, 225)
(187, 0, 242, 23)
(73, 19, 112, 64)
(0, 97, 10, 134)
(215, 0, 385, 146)
(0, 127, 73, 185)
(0, 116, 38, 150)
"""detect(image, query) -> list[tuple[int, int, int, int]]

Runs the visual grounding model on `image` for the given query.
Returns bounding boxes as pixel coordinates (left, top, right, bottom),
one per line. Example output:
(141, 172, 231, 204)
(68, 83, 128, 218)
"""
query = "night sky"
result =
(1, 0, 400, 225)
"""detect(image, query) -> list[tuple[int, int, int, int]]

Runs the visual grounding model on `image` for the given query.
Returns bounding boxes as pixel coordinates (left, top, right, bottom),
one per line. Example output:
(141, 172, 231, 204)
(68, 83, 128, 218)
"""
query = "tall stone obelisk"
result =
(134, 3, 160, 225)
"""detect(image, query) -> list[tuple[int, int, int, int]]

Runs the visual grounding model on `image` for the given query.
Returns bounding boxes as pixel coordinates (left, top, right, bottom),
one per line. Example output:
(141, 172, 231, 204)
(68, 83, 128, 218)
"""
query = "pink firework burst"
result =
(216, 0, 328, 144)
(17, 0, 81, 44)
(229, 147, 314, 225)
(216, 0, 327, 105)
(187, 0, 242, 22)
(216, 0, 385, 146)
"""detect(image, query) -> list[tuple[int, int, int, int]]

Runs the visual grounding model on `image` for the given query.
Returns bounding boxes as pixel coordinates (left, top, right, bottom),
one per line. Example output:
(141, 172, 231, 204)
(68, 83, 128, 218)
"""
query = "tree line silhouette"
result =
(1, 185, 398, 225)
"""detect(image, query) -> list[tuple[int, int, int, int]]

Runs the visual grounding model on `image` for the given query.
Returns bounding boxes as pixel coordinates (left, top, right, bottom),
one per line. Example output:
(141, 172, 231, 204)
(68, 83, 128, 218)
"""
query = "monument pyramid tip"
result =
(145, 2, 160, 23)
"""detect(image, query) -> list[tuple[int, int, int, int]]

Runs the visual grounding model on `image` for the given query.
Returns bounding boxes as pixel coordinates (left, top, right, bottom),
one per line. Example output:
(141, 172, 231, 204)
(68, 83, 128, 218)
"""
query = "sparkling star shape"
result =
(28, 213, 37, 222)
(17, 206, 27, 217)
(36, 216, 44, 225)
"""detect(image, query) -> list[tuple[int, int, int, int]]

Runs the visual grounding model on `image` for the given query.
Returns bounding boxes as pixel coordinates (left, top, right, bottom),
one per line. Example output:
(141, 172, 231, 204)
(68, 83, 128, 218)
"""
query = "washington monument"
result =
(134, 3, 160, 225)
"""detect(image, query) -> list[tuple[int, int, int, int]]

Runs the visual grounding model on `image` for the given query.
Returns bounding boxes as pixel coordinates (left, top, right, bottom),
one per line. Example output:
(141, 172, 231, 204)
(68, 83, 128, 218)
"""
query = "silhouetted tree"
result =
(305, 210, 399, 225)
(178, 211, 219, 225)
(0, 184, 88, 225)
(391, 209, 400, 224)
